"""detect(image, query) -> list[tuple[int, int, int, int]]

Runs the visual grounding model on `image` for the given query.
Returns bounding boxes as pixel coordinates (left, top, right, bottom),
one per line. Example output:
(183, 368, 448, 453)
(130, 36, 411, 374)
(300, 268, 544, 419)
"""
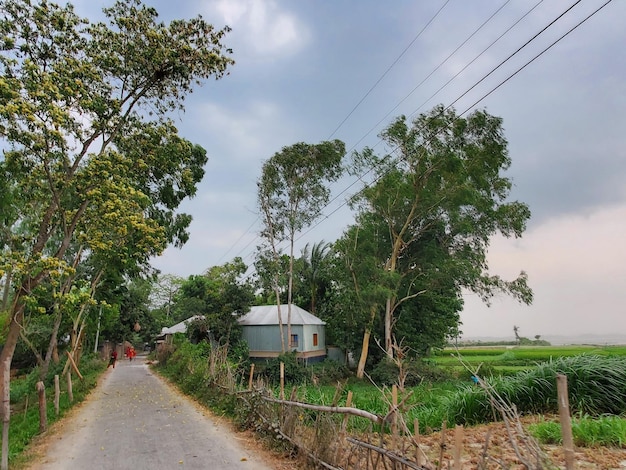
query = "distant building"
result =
(156, 315, 205, 344)
(238, 304, 326, 364)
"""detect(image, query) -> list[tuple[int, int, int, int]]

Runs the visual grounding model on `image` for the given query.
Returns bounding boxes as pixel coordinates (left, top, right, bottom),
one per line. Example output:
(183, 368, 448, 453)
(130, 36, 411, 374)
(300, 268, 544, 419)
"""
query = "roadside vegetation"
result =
(7, 355, 106, 467)
(154, 336, 626, 455)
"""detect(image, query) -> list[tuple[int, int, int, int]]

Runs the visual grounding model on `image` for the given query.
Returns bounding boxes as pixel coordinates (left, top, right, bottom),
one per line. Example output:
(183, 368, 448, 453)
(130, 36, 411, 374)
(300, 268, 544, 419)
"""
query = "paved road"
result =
(30, 355, 274, 470)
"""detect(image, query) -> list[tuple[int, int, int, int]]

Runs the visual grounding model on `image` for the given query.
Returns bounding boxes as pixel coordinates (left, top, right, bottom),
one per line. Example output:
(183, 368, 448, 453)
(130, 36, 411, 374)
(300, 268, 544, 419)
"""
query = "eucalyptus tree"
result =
(0, 0, 233, 464)
(256, 140, 345, 352)
(348, 106, 533, 360)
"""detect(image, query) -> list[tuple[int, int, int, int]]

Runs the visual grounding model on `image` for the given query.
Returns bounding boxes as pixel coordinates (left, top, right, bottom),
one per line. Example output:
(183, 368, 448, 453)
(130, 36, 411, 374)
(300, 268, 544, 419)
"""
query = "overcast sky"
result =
(74, 0, 626, 340)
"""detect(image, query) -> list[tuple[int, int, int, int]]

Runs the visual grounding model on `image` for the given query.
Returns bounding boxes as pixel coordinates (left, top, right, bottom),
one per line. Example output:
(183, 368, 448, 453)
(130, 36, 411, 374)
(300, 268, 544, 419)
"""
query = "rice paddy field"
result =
(430, 344, 626, 374)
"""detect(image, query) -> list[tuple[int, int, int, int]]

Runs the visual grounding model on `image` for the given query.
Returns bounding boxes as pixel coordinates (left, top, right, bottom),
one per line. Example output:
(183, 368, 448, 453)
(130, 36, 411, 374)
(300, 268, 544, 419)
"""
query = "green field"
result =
(430, 345, 626, 374)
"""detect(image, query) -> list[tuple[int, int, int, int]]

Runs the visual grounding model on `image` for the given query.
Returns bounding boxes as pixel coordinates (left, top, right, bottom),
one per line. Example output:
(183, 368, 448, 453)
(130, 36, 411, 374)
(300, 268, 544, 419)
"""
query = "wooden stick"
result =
(65, 351, 84, 380)
(67, 371, 73, 403)
(279, 362, 285, 400)
(36, 381, 47, 433)
(557, 374, 576, 470)
(413, 418, 423, 466)
(391, 384, 398, 450)
(341, 391, 353, 433)
(437, 420, 447, 470)
(54, 375, 60, 416)
(248, 363, 254, 390)
(261, 396, 383, 424)
(453, 424, 463, 470)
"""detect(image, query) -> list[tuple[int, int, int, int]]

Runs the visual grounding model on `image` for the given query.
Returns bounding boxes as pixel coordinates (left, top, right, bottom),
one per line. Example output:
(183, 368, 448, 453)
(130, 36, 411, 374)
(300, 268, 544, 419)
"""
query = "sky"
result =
(72, 0, 626, 340)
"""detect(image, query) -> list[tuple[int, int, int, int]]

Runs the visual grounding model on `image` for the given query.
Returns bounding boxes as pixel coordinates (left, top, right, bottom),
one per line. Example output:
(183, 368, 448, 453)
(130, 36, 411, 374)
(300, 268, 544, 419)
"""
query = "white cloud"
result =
(212, 0, 309, 57)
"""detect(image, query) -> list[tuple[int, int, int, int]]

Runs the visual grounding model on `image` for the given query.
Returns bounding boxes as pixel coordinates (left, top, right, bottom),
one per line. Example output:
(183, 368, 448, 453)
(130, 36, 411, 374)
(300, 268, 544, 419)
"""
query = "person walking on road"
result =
(107, 349, 118, 369)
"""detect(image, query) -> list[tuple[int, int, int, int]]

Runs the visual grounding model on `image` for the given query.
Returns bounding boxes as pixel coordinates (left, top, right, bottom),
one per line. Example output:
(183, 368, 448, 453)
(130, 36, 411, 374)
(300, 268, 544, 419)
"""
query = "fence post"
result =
(279, 362, 285, 400)
(248, 364, 255, 390)
(54, 375, 60, 415)
(453, 424, 463, 470)
(67, 371, 73, 403)
(557, 374, 576, 470)
(36, 381, 47, 433)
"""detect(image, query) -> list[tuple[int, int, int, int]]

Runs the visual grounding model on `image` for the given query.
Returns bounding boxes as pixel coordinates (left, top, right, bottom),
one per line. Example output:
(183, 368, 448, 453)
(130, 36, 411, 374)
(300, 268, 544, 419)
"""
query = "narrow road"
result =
(29, 355, 275, 470)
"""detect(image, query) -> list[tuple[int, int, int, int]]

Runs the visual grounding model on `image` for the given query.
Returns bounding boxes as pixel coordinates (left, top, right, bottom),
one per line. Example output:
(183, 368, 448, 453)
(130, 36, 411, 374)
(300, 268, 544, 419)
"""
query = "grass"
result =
(7, 355, 107, 467)
(529, 415, 626, 448)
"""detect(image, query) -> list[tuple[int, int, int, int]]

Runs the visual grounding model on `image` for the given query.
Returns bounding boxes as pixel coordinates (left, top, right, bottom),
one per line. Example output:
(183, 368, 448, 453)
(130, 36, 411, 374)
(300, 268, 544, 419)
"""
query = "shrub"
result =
(310, 359, 351, 385)
(262, 352, 309, 385)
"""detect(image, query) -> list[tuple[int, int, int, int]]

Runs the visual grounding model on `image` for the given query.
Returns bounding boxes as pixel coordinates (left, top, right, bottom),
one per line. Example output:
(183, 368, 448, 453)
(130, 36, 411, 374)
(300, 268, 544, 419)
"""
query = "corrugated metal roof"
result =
(160, 315, 205, 335)
(238, 304, 325, 326)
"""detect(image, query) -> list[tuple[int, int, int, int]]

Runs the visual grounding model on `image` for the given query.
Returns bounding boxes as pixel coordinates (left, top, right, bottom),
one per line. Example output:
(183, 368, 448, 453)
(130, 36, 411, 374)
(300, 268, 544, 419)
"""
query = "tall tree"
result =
(257, 140, 345, 351)
(0, 1, 233, 465)
(349, 106, 532, 360)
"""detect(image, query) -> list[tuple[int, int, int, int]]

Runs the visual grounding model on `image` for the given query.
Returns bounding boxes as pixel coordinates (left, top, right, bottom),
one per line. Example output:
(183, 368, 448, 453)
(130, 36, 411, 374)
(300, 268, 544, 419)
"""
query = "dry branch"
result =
(261, 396, 383, 424)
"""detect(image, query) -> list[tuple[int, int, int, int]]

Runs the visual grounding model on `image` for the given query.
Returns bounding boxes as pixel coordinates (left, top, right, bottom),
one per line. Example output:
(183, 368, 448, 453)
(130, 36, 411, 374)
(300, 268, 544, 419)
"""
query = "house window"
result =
(313, 333, 318, 347)
(290, 334, 299, 348)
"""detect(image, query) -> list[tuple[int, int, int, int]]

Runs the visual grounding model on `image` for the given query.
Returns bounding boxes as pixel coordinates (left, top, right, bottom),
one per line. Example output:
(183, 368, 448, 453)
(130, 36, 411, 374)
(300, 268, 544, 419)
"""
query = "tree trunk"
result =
(0, 307, 23, 470)
(356, 329, 371, 379)
(356, 305, 378, 379)
(385, 297, 393, 358)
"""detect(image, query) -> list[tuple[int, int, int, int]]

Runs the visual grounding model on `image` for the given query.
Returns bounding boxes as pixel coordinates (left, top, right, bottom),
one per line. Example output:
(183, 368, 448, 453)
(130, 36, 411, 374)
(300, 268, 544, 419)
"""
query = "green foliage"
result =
(369, 358, 454, 387)
(8, 355, 106, 464)
(309, 359, 351, 385)
(261, 352, 309, 385)
(529, 415, 626, 448)
(336, 105, 532, 358)
(442, 355, 626, 426)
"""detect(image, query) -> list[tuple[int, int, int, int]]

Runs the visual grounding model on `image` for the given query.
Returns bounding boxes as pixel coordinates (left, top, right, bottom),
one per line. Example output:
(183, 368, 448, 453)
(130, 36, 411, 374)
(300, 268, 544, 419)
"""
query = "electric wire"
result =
(326, 0, 452, 140)
(217, 0, 611, 278)
(293, 0, 604, 246)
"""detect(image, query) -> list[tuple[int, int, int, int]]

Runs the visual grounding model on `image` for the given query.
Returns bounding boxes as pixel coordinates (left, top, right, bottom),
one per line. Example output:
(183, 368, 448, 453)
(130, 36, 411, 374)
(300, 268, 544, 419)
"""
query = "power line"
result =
(326, 0, 452, 140)
(220, 1, 612, 274)
(295, 0, 600, 245)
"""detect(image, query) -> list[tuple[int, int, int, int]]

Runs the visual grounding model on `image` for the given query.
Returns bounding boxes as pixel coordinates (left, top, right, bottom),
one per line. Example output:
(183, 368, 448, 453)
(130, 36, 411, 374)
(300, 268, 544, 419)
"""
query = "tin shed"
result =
(238, 304, 326, 363)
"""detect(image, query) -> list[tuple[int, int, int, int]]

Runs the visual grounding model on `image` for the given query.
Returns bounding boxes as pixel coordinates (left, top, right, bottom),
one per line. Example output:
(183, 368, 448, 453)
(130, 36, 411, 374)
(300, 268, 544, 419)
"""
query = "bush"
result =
(262, 352, 309, 385)
(310, 359, 351, 385)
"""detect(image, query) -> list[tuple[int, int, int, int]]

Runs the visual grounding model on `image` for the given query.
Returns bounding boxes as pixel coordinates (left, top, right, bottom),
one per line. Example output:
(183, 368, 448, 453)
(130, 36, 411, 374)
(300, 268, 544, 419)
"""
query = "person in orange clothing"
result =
(128, 346, 136, 361)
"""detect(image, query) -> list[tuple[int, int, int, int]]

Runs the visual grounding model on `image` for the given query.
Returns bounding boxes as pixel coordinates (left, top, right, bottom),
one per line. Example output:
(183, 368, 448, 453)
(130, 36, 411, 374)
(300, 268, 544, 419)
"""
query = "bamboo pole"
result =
(54, 375, 60, 416)
(557, 374, 576, 470)
(279, 362, 285, 400)
(341, 391, 353, 433)
(437, 421, 447, 470)
(261, 396, 383, 424)
(453, 424, 463, 470)
(36, 381, 47, 433)
(413, 418, 422, 466)
(65, 351, 83, 380)
(67, 372, 73, 403)
(391, 384, 398, 450)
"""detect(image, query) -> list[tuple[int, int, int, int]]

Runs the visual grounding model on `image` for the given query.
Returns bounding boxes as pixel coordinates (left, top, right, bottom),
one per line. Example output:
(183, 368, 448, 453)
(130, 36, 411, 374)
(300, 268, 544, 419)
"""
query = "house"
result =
(238, 304, 326, 363)
(156, 315, 205, 344)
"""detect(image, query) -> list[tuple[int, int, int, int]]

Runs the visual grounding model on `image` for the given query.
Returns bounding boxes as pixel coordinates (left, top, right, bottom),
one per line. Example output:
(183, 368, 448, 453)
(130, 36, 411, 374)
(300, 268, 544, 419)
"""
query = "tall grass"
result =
(440, 355, 626, 426)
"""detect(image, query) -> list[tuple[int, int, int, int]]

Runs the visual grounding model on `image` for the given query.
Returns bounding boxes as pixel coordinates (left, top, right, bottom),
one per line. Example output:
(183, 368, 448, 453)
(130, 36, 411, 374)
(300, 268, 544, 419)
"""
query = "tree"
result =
(170, 258, 254, 346)
(0, 1, 233, 465)
(348, 106, 532, 361)
(257, 140, 345, 352)
(295, 241, 332, 315)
